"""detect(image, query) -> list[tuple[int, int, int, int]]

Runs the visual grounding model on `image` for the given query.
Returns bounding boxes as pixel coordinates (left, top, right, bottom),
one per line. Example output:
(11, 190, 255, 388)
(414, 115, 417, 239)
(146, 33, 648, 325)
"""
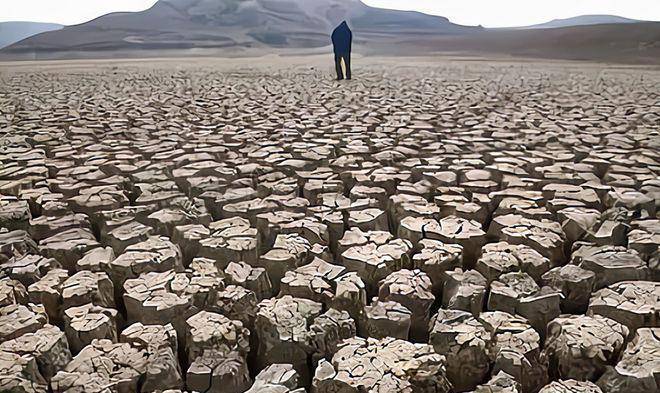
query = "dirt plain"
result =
(0, 55, 658, 393)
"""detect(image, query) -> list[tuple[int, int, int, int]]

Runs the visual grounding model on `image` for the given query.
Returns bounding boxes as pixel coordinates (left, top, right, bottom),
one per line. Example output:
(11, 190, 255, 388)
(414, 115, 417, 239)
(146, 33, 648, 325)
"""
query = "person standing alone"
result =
(332, 21, 352, 80)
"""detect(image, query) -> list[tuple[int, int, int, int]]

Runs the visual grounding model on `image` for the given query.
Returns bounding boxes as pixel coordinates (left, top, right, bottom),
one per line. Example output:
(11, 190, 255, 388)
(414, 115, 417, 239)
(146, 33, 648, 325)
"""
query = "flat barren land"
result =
(0, 56, 658, 393)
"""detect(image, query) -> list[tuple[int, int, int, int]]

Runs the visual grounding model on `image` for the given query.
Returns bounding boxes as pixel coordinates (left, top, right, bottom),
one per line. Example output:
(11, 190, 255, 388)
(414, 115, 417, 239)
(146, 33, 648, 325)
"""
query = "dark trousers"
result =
(334, 52, 351, 80)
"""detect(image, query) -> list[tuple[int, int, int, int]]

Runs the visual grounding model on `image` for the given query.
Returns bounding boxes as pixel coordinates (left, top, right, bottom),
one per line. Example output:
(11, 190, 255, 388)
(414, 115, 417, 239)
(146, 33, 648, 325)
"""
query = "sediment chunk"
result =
(312, 336, 451, 393)
(538, 380, 602, 393)
(442, 268, 487, 316)
(429, 309, 491, 391)
(572, 245, 650, 289)
(542, 264, 596, 313)
(50, 339, 149, 393)
(108, 236, 184, 289)
(246, 363, 303, 393)
(587, 280, 659, 331)
(543, 315, 628, 381)
(39, 228, 100, 271)
(0, 303, 48, 341)
(0, 324, 72, 380)
(480, 311, 547, 393)
(360, 299, 412, 340)
(63, 303, 118, 353)
(411, 239, 463, 294)
(185, 310, 250, 364)
(255, 295, 323, 383)
(378, 269, 434, 341)
(596, 327, 660, 393)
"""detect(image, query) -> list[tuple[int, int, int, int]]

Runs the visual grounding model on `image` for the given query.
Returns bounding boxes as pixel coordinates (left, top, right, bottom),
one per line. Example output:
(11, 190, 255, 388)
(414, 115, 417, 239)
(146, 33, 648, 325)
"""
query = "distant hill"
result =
(1, 1, 659, 64)
(397, 22, 660, 64)
(1, 0, 477, 54)
(0, 21, 63, 49)
(515, 15, 642, 29)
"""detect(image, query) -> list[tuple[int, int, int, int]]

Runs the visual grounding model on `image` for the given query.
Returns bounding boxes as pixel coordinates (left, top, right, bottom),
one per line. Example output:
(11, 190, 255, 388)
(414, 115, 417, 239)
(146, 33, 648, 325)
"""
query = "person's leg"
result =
(334, 53, 344, 80)
(345, 53, 351, 80)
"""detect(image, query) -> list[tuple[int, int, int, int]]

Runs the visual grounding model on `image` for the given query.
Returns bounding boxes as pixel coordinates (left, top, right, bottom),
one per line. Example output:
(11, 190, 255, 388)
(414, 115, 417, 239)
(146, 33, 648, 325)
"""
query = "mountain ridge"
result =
(2, 0, 478, 53)
(512, 14, 643, 30)
(0, 21, 63, 49)
(2, 1, 659, 64)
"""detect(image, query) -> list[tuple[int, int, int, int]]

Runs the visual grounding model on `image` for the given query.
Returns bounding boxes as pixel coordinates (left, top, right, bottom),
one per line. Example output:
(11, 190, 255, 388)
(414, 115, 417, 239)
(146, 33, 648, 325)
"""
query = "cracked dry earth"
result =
(0, 57, 658, 393)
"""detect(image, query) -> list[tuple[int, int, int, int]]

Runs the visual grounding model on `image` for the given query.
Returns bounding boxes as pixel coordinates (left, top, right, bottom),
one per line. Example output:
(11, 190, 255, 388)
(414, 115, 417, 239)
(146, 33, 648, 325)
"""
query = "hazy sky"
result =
(2, 0, 659, 27)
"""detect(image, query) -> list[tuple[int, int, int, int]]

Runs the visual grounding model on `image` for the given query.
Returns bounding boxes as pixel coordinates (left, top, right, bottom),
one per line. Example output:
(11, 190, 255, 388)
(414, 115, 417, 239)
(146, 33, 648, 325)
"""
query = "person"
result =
(331, 21, 352, 80)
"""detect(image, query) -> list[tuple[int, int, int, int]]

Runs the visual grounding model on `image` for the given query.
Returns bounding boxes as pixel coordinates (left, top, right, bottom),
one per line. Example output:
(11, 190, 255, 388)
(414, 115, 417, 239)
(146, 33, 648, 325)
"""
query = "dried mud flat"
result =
(0, 56, 658, 393)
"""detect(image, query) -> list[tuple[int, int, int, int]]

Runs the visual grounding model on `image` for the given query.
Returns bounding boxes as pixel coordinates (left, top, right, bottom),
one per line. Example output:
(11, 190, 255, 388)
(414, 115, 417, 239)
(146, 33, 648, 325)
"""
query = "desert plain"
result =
(0, 55, 658, 393)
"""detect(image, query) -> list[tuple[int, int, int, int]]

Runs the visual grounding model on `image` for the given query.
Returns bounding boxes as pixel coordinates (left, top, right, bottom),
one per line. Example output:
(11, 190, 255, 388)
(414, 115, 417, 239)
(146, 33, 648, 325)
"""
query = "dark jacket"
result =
(331, 21, 352, 54)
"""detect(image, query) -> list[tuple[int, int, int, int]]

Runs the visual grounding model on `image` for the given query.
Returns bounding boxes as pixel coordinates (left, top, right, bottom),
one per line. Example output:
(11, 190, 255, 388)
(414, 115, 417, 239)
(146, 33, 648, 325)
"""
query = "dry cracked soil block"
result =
(348, 207, 388, 232)
(199, 216, 259, 267)
(38, 228, 100, 272)
(543, 314, 629, 381)
(411, 239, 463, 294)
(312, 336, 451, 393)
(596, 327, 660, 393)
(572, 244, 651, 289)
(309, 308, 356, 363)
(1, 254, 60, 287)
(0, 350, 48, 393)
(342, 239, 414, 294)
(480, 311, 548, 393)
(120, 322, 183, 391)
(442, 268, 487, 316)
(0, 277, 27, 306)
(255, 295, 323, 384)
(0, 195, 31, 231)
(187, 349, 252, 393)
(587, 280, 659, 332)
(50, 339, 149, 393)
(0, 303, 48, 342)
(75, 246, 114, 272)
(538, 379, 603, 393)
(185, 310, 250, 364)
(225, 260, 273, 300)
(27, 268, 68, 323)
(108, 236, 184, 290)
(280, 257, 346, 305)
(475, 241, 551, 283)
(246, 363, 304, 393)
(471, 371, 522, 393)
(0, 324, 72, 380)
(211, 284, 259, 329)
(429, 309, 491, 391)
(378, 268, 434, 341)
(28, 213, 90, 242)
(331, 272, 367, 320)
(360, 299, 412, 340)
(260, 233, 313, 293)
(401, 215, 486, 267)
(0, 230, 39, 265)
(542, 264, 596, 313)
(488, 272, 561, 335)
(123, 269, 224, 337)
(63, 303, 118, 353)
(61, 270, 114, 310)
(489, 214, 566, 266)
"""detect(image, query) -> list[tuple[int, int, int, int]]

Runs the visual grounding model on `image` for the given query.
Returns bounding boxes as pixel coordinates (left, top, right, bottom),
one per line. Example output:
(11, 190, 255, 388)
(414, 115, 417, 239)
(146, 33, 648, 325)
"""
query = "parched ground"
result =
(0, 56, 658, 393)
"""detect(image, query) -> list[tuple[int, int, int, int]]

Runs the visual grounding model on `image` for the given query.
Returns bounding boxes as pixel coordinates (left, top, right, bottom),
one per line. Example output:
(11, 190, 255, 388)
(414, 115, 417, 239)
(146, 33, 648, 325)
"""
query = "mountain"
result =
(1, 0, 477, 55)
(398, 22, 660, 64)
(0, 21, 63, 49)
(1, 1, 658, 64)
(515, 15, 642, 29)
